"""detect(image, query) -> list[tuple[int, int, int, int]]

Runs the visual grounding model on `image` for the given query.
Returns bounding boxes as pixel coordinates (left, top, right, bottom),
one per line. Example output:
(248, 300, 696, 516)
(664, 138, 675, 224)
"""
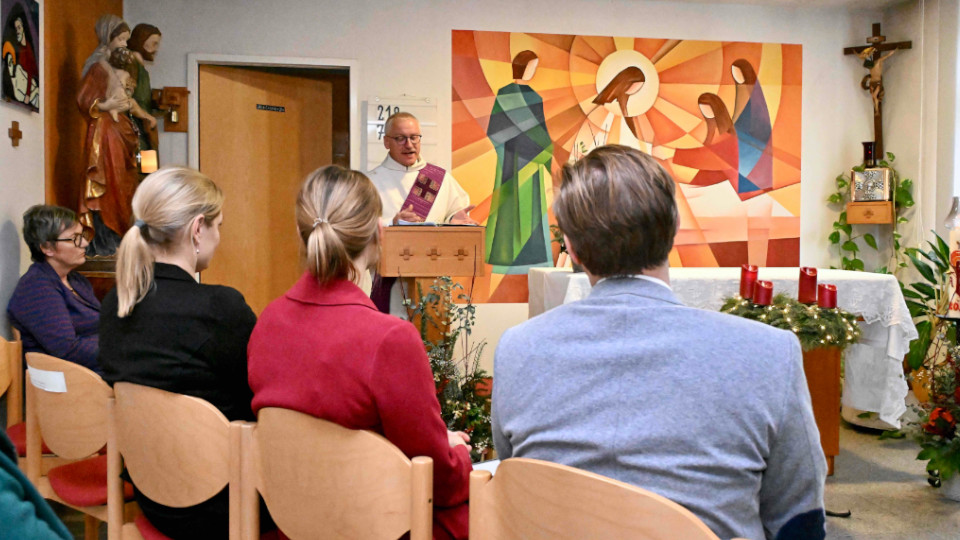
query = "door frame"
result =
(187, 53, 359, 170)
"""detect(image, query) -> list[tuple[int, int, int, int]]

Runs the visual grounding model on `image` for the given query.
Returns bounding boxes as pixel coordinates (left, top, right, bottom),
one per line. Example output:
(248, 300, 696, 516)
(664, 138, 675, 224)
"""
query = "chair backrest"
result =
(113, 382, 237, 507)
(108, 383, 244, 540)
(25, 352, 112, 461)
(0, 328, 23, 427)
(243, 407, 433, 540)
(469, 458, 722, 540)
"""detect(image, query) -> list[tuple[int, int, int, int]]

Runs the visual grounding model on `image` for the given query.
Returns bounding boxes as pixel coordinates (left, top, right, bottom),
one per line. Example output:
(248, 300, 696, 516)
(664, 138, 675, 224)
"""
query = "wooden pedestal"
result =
(802, 347, 842, 476)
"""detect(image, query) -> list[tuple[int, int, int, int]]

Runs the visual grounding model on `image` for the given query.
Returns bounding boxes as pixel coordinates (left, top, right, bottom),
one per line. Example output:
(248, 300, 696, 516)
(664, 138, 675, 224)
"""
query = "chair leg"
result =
(83, 515, 99, 540)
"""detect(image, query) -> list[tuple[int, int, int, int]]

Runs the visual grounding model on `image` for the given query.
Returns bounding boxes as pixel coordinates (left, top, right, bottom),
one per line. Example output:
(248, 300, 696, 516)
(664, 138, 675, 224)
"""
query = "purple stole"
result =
(400, 163, 446, 220)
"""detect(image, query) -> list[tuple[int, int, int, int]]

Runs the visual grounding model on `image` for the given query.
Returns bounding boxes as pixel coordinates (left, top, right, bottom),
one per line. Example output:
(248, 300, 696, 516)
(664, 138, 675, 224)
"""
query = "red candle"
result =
(753, 280, 773, 306)
(818, 284, 837, 309)
(798, 267, 818, 304)
(740, 264, 758, 299)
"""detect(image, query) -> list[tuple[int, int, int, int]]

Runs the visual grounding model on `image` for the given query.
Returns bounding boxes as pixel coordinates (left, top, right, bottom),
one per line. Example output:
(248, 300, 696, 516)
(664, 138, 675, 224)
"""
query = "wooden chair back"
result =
(1, 328, 23, 427)
(25, 352, 112, 464)
(469, 458, 723, 540)
(241, 407, 433, 540)
(108, 383, 245, 540)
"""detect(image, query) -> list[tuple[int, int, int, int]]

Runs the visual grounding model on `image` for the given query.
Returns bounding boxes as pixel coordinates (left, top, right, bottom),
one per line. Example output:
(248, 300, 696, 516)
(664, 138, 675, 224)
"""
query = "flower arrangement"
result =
(720, 294, 862, 352)
(404, 276, 492, 460)
(909, 342, 960, 482)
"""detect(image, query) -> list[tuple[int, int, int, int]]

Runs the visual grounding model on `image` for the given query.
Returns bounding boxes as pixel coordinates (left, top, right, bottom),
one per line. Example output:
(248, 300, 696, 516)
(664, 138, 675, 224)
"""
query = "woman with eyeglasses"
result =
(7, 205, 100, 374)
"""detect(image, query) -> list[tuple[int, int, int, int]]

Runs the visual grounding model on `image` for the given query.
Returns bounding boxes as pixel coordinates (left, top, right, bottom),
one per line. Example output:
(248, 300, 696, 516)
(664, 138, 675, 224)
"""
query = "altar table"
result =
(528, 267, 918, 429)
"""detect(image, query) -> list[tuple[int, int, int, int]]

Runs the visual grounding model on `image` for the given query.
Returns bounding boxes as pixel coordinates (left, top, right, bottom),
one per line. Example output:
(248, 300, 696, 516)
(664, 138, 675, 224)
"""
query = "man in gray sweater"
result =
(492, 145, 825, 540)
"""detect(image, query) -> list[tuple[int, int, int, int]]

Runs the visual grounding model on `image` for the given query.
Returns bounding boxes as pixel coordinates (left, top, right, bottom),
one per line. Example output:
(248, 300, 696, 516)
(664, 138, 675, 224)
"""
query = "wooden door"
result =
(199, 65, 333, 314)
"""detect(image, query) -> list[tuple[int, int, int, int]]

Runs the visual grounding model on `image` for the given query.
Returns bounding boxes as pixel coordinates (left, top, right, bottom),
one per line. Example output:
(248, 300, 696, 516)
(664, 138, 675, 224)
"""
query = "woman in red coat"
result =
(247, 165, 471, 540)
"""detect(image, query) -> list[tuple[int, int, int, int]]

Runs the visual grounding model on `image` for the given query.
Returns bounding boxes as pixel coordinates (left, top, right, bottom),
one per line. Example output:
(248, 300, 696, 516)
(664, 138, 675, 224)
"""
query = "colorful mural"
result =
(452, 30, 802, 302)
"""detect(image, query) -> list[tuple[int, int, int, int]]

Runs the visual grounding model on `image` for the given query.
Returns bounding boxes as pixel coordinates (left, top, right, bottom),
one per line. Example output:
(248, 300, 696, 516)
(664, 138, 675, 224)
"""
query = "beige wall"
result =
(0, 0, 44, 339)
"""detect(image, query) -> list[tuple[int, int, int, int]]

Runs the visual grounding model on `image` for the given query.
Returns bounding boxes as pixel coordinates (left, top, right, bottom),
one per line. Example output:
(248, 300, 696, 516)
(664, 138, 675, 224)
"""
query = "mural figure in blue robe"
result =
(731, 59, 773, 199)
(485, 50, 554, 273)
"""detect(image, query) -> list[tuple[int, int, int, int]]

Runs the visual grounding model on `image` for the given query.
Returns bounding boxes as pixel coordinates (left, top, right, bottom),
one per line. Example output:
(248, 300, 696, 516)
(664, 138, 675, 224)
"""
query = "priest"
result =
(368, 112, 476, 225)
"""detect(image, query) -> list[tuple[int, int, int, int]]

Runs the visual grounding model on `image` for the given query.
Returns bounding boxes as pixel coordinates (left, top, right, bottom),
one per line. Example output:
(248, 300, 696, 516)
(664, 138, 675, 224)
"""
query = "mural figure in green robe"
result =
(486, 50, 554, 274)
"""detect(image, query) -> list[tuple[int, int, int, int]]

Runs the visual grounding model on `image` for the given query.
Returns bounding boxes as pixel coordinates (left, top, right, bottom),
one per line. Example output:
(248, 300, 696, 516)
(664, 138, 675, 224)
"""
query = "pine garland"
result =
(720, 294, 862, 352)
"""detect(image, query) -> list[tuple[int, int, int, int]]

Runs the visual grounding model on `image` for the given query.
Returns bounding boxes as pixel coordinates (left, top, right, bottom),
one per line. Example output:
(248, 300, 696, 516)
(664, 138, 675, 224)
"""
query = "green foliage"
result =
(826, 152, 912, 272)
(901, 231, 953, 371)
(549, 224, 566, 253)
(405, 277, 492, 460)
(907, 349, 960, 481)
(720, 294, 862, 352)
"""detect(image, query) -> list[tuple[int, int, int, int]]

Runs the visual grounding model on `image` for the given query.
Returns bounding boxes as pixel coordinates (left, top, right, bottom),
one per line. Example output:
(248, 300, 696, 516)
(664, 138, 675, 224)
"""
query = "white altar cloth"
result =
(528, 267, 918, 428)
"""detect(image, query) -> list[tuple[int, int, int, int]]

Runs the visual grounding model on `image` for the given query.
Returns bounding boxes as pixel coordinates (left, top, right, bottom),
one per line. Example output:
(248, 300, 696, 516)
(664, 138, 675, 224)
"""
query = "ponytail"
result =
(115, 224, 155, 317)
(296, 165, 381, 284)
(115, 167, 223, 317)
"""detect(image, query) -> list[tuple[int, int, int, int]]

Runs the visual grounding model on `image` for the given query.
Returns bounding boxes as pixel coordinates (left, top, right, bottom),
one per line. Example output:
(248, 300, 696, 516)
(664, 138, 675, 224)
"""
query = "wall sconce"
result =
(152, 87, 190, 133)
(138, 150, 158, 173)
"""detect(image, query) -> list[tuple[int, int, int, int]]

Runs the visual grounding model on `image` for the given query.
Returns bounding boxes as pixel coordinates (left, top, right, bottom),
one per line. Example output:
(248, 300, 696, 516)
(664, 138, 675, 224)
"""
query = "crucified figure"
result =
(857, 47, 896, 116)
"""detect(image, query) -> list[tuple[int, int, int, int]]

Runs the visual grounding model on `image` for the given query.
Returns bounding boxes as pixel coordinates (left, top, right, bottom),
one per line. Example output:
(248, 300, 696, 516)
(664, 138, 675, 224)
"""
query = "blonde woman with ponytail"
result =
(98, 166, 261, 539)
(248, 165, 472, 540)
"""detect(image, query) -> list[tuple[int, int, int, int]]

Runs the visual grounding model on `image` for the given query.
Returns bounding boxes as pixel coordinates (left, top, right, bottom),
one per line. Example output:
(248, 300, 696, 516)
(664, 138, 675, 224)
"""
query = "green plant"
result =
(901, 232, 954, 371)
(720, 294, 861, 352)
(549, 224, 566, 254)
(909, 345, 960, 481)
(405, 276, 491, 460)
(826, 152, 914, 273)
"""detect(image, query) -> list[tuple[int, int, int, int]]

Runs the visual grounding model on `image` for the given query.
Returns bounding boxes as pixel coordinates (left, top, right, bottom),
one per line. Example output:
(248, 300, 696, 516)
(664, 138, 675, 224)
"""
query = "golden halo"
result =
(595, 50, 659, 118)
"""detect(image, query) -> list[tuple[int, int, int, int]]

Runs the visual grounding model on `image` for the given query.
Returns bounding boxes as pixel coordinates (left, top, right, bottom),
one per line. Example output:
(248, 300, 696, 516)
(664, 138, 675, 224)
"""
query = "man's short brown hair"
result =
(555, 145, 678, 276)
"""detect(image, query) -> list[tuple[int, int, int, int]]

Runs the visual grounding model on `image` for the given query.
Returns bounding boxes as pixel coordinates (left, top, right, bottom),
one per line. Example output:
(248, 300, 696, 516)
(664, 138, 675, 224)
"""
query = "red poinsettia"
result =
(924, 407, 957, 437)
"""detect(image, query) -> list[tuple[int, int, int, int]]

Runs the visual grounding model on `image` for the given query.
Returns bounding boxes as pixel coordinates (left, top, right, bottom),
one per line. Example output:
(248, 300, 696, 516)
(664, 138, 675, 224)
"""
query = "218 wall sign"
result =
(374, 104, 401, 139)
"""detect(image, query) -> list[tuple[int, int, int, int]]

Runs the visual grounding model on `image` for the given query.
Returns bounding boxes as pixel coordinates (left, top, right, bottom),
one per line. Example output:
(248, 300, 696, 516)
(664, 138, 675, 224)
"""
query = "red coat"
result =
(248, 273, 471, 540)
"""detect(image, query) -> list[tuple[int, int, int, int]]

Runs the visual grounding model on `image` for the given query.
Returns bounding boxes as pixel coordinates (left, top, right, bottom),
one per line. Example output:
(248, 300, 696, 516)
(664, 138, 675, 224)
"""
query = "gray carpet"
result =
(825, 421, 960, 539)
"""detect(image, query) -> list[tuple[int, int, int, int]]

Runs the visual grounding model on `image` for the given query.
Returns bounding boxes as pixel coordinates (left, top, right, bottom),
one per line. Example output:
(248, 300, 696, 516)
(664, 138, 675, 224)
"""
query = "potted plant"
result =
(909, 342, 960, 499)
(405, 276, 492, 460)
(900, 232, 954, 401)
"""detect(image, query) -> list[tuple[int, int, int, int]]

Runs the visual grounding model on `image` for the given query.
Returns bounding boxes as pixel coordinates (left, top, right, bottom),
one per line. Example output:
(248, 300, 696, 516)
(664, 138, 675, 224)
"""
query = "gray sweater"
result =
(493, 277, 826, 539)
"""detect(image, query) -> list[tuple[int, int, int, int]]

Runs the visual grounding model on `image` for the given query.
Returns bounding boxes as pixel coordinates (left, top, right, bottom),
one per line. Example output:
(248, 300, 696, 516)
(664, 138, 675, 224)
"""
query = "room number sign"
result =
(365, 95, 437, 172)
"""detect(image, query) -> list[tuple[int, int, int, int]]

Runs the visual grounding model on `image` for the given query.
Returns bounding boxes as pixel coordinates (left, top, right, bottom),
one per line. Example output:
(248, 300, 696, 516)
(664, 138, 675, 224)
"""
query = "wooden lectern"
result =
(379, 226, 485, 279)
(378, 226, 485, 329)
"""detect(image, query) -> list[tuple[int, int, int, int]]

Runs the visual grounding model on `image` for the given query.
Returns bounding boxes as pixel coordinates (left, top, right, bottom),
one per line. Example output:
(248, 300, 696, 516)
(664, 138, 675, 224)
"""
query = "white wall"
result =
(882, 0, 956, 252)
(125, 0, 886, 271)
(0, 0, 43, 339)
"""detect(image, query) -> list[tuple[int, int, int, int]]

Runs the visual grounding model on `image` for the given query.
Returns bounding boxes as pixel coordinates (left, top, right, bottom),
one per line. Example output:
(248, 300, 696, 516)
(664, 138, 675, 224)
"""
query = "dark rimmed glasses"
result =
(55, 229, 94, 248)
(384, 134, 422, 144)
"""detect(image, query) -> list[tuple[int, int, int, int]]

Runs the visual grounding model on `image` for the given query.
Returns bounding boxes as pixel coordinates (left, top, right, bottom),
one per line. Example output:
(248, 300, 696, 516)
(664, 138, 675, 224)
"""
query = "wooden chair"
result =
(241, 407, 433, 540)
(470, 458, 747, 540)
(107, 382, 246, 540)
(1, 328, 23, 432)
(25, 352, 134, 540)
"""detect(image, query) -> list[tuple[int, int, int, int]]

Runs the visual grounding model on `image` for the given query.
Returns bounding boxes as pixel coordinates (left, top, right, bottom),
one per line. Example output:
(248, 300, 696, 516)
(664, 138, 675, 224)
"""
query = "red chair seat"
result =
(47, 454, 134, 507)
(7, 421, 53, 456)
(134, 514, 171, 540)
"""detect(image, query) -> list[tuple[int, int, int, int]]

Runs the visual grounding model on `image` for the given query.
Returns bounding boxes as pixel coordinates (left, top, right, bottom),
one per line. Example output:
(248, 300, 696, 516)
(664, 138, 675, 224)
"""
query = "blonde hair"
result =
(296, 165, 382, 284)
(115, 167, 223, 317)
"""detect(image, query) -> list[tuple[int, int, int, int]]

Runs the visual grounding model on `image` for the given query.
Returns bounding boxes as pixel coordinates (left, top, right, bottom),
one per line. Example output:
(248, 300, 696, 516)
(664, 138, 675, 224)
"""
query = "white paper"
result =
(395, 220, 437, 226)
(28, 367, 67, 393)
(472, 459, 501, 475)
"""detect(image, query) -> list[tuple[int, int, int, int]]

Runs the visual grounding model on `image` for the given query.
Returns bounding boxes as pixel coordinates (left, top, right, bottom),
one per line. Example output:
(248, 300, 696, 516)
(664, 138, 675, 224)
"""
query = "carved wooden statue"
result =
(843, 23, 912, 158)
(77, 14, 139, 256)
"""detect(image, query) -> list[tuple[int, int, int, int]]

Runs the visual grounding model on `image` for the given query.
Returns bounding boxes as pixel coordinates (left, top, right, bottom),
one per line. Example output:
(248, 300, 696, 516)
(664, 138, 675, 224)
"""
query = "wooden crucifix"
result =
(8, 121, 22, 147)
(844, 23, 912, 158)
